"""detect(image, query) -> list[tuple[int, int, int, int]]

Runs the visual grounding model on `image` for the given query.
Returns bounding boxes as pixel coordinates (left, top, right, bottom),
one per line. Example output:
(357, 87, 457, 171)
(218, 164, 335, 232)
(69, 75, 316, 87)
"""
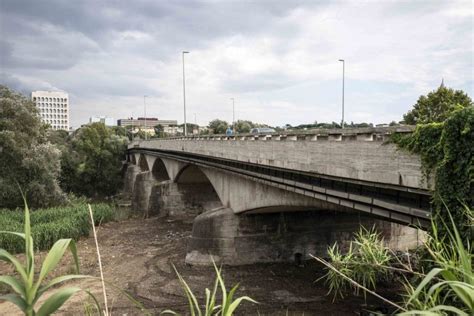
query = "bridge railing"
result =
(131, 126, 414, 145)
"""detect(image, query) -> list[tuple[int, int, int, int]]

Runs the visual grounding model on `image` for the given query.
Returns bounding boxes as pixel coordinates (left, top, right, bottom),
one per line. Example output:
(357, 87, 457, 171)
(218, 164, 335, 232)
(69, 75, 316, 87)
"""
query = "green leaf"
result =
(0, 275, 25, 296)
(36, 275, 93, 301)
(227, 296, 258, 315)
(0, 293, 27, 312)
(37, 239, 75, 285)
(83, 289, 104, 316)
(213, 260, 228, 311)
(36, 287, 81, 316)
(0, 249, 28, 282)
(223, 284, 239, 314)
(428, 304, 470, 316)
(172, 264, 200, 316)
(0, 231, 26, 240)
(22, 199, 35, 288)
(160, 310, 179, 315)
(406, 268, 443, 305)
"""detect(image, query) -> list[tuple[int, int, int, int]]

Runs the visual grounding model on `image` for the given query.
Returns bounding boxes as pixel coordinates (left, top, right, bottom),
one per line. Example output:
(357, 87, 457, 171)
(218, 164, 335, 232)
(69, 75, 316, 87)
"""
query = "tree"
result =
(59, 123, 129, 197)
(403, 83, 473, 125)
(208, 119, 229, 134)
(0, 85, 65, 208)
(234, 120, 253, 133)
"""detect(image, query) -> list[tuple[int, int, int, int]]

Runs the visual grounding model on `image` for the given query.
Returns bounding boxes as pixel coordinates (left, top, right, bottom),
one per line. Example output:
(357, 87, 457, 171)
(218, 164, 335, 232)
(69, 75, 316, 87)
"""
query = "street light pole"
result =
(143, 95, 148, 140)
(230, 98, 235, 131)
(338, 59, 345, 129)
(182, 51, 190, 136)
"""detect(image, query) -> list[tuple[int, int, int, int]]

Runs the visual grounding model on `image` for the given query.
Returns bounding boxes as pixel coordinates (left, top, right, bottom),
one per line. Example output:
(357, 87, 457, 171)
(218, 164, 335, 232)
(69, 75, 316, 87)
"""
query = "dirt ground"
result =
(0, 214, 398, 315)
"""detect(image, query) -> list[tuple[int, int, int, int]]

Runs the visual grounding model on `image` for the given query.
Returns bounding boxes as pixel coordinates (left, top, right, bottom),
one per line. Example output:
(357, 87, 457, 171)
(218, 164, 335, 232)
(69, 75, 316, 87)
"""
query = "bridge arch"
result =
(200, 167, 344, 214)
(130, 154, 137, 165)
(175, 165, 210, 184)
(151, 157, 170, 181)
(138, 154, 149, 172)
(173, 165, 223, 212)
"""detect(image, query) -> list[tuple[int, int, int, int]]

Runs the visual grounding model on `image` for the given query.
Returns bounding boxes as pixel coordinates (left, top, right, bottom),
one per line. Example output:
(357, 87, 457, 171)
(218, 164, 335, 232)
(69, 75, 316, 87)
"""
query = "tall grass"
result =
(399, 208, 473, 315)
(0, 199, 101, 315)
(0, 203, 115, 253)
(315, 206, 473, 315)
(318, 227, 392, 301)
(162, 260, 257, 315)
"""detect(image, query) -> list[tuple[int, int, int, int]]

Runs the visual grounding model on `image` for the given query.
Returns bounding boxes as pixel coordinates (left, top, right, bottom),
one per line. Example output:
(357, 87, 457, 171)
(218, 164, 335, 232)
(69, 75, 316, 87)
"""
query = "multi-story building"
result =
(31, 91, 69, 131)
(89, 116, 116, 126)
(117, 117, 179, 135)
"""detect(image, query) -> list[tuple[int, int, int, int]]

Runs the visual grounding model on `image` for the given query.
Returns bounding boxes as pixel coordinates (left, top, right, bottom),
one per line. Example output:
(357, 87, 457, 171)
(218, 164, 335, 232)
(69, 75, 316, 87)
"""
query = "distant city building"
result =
(89, 116, 116, 126)
(118, 117, 179, 135)
(31, 91, 70, 131)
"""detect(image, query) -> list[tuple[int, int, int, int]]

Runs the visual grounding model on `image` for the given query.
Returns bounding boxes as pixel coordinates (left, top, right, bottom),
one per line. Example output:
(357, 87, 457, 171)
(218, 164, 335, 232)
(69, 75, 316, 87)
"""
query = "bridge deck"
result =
(129, 146, 432, 227)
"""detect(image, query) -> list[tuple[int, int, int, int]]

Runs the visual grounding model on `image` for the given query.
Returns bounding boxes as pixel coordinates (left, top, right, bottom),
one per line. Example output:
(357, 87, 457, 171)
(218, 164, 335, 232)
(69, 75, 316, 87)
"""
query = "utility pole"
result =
(182, 51, 190, 136)
(338, 59, 345, 129)
(230, 98, 235, 131)
(143, 95, 148, 140)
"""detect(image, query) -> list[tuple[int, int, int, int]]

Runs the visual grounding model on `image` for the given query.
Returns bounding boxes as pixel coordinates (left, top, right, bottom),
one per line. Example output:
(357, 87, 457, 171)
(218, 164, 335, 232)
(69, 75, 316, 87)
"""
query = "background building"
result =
(117, 117, 179, 135)
(89, 116, 116, 126)
(31, 91, 69, 131)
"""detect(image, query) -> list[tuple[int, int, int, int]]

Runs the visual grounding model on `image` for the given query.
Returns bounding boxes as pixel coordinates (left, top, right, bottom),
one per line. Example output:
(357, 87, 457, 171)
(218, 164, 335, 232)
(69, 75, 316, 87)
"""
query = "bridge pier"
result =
(123, 164, 141, 197)
(186, 208, 423, 266)
(132, 171, 157, 213)
(148, 181, 222, 217)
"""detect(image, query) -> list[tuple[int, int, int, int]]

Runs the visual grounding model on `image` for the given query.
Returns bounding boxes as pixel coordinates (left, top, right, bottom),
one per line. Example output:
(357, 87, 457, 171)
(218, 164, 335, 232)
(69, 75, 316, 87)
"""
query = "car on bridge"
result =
(250, 127, 276, 134)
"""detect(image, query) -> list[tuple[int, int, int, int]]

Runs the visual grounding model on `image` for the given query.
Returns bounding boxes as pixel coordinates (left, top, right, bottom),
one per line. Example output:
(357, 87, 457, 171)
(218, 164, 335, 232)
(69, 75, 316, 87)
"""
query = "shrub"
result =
(319, 227, 392, 301)
(392, 107, 473, 243)
(315, 207, 473, 315)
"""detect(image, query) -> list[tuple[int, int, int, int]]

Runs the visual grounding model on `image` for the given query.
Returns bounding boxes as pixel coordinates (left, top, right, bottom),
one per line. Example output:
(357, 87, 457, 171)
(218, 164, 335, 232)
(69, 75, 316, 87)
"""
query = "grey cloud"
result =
(0, 73, 56, 95)
(222, 73, 300, 94)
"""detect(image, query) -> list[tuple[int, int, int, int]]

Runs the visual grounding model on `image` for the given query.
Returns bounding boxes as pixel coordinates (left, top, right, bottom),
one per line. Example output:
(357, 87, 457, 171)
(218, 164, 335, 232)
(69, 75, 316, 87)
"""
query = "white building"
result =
(31, 91, 70, 131)
(89, 116, 116, 126)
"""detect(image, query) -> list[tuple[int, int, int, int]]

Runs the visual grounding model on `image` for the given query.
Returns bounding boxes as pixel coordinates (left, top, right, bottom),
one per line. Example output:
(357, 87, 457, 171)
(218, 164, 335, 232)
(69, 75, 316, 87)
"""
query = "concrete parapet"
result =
(130, 126, 426, 190)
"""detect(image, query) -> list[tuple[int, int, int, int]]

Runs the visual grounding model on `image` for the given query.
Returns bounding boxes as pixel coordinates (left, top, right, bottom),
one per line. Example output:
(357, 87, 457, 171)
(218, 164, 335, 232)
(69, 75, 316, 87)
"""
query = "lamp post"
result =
(230, 98, 235, 132)
(338, 59, 345, 129)
(182, 51, 190, 136)
(143, 95, 148, 140)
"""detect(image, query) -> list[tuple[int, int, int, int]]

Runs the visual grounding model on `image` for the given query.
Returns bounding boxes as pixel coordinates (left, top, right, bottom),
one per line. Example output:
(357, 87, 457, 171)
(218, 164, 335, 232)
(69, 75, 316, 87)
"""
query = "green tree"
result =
(60, 123, 128, 197)
(403, 83, 473, 125)
(234, 120, 253, 133)
(208, 119, 229, 134)
(0, 85, 65, 208)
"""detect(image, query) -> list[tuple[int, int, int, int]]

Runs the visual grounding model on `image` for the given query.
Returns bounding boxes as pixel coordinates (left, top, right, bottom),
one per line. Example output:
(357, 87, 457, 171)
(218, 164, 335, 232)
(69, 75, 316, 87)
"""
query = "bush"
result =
(393, 107, 473, 243)
(315, 207, 473, 315)
(320, 227, 392, 301)
(0, 85, 66, 208)
(0, 203, 115, 253)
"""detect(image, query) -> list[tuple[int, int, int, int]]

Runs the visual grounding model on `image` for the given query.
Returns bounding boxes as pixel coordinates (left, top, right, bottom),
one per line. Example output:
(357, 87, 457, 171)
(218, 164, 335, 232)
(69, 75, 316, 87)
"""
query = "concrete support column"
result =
(123, 164, 141, 198)
(132, 171, 156, 213)
(148, 181, 222, 217)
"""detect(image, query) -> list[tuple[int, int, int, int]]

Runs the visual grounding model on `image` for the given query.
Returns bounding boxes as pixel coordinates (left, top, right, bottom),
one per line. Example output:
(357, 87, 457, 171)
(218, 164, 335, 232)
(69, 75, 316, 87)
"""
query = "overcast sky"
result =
(1, 0, 472, 128)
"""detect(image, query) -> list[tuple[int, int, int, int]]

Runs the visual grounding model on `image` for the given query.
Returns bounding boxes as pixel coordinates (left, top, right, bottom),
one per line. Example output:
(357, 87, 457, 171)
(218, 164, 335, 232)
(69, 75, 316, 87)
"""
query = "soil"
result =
(0, 213, 399, 315)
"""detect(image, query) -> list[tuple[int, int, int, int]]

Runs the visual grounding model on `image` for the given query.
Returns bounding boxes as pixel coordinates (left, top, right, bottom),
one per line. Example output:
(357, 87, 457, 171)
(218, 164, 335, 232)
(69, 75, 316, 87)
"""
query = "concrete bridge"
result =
(124, 126, 431, 265)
